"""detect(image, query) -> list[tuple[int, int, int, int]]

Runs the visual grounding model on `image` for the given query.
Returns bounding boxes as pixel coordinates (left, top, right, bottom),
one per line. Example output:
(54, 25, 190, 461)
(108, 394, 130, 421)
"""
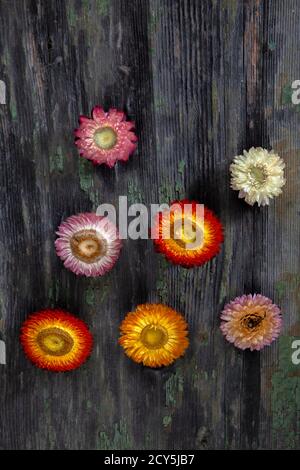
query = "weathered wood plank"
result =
(0, 0, 299, 450)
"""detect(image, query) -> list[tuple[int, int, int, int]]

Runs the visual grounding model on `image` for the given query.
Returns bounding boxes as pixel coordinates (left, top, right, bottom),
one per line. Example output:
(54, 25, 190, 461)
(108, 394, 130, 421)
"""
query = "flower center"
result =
(94, 127, 117, 150)
(242, 313, 265, 330)
(171, 219, 203, 249)
(249, 164, 268, 187)
(37, 327, 74, 356)
(140, 325, 169, 350)
(70, 229, 107, 263)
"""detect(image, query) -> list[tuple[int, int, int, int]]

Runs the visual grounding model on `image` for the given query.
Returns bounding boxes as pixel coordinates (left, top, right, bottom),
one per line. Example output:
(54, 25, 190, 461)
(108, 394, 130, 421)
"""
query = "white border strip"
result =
(0, 340, 6, 364)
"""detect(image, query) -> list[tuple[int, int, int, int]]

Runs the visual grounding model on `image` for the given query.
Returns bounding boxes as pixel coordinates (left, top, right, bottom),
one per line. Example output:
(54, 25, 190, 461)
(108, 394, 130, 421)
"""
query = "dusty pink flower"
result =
(55, 213, 122, 277)
(220, 294, 282, 351)
(74, 106, 137, 168)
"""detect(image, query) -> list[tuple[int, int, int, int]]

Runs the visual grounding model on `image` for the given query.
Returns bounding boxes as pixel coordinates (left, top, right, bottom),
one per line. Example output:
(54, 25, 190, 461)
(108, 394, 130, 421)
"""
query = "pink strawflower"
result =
(55, 213, 122, 277)
(220, 294, 282, 351)
(74, 106, 137, 168)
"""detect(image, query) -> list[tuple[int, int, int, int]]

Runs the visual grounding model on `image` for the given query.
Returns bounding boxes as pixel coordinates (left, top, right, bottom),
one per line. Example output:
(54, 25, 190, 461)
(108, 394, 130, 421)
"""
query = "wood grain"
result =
(0, 0, 299, 450)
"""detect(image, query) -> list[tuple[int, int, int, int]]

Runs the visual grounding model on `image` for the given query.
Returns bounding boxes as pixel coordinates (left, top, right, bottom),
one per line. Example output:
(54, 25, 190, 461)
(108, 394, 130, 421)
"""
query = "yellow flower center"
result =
(70, 229, 107, 263)
(94, 127, 117, 150)
(249, 164, 268, 187)
(171, 219, 203, 249)
(140, 325, 169, 349)
(37, 327, 74, 356)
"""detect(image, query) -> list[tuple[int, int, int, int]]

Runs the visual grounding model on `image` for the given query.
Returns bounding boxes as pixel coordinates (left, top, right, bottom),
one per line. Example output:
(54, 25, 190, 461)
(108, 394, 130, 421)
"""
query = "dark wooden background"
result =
(0, 0, 299, 450)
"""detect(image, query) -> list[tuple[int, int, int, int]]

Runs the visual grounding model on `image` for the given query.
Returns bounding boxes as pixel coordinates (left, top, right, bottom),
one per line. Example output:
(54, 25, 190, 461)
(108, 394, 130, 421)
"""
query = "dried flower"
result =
(230, 147, 285, 206)
(74, 106, 137, 167)
(152, 199, 223, 268)
(119, 303, 189, 367)
(220, 294, 282, 351)
(55, 213, 122, 277)
(20, 309, 93, 371)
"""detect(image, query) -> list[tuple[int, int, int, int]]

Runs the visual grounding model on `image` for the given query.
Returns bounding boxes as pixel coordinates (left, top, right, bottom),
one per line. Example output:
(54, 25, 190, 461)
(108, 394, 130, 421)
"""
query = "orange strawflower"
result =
(119, 303, 189, 368)
(152, 199, 223, 267)
(20, 309, 93, 371)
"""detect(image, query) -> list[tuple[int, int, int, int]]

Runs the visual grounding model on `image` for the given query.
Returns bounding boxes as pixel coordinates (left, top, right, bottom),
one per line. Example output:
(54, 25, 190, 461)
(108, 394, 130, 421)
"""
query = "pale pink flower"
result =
(220, 294, 282, 351)
(55, 213, 122, 277)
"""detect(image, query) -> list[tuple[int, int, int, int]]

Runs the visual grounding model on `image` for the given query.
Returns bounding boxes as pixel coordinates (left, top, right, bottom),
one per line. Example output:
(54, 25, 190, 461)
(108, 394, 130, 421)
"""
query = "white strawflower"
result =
(230, 147, 286, 206)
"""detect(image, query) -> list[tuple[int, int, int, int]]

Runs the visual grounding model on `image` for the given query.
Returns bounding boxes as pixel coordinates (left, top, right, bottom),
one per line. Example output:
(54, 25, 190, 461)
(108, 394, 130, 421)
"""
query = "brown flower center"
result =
(140, 325, 169, 350)
(70, 229, 107, 263)
(171, 219, 203, 250)
(94, 127, 117, 150)
(37, 327, 74, 356)
(242, 312, 265, 330)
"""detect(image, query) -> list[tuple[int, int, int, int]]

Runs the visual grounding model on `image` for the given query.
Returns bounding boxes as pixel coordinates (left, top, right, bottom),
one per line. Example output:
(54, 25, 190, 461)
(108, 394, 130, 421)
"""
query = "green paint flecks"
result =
(159, 182, 173, 205)
(66, 4, 77, 28)
(165, 367, 184, 407)
(223, 0, 238, 20)
(177, 266, 189, 305)
(99, 284, 110, 304)
(85, 281, 110, 308)
(268, 40, 276, 51)
(162, 367, 184, 428)
(178, 266, 188, 283)
(156, 258, 169, 303)
(148, 7, 160, 56)
(127, 180, 143, 205)
(10, 101, 17, 121)
(275, 280, 287, 303)
(99, 419, 132, 450)
(97, 0, 110, 16)
(149, 10, 158, 35)
(85, 285, 95, 306)
(154, 97, 166, 110)
(163, 415, 172, 427)
(175, 160, 185, 199)
(271, 336, 300, 449)
(177, 159, 185, 176)
(191, 362, 203, 390)
(282, 84, 293, 105)
(86, 400, 93, 410)
(274, 273, 300, 310)
(90, 190, 102, 211)
(82, 0, 90, 12)
(79, 158, 94, 194)
(78, 158, 100, 208)
(159, 160, 186, 204)
(281, 83, 300, 112)
(50, 146, 64, 173)
(3, 46, 10, 67)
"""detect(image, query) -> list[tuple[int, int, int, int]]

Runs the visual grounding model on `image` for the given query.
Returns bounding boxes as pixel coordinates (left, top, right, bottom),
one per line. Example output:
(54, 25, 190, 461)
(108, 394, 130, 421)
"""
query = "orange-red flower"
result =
(20, 309, 93, 372)
(152, 199, 223, 268)
(119, 303, 189, 368)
